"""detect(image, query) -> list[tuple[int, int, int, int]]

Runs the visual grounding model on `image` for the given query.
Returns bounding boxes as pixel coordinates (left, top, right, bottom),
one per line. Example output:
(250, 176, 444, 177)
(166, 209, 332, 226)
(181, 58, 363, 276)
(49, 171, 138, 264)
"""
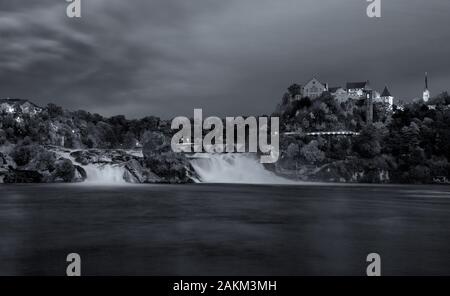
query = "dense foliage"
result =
(1, 89, 450, 184)
(274, 91, 450, 183)
(0, 103, 171, 149)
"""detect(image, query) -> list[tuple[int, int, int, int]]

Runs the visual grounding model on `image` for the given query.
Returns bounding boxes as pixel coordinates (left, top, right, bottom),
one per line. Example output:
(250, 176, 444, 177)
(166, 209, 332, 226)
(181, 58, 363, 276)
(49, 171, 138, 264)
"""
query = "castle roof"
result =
(328, 86, 342, 93)
(346, 81, 368, 90)
(305, 77, 327, 87)
(381, 86, 392, 97)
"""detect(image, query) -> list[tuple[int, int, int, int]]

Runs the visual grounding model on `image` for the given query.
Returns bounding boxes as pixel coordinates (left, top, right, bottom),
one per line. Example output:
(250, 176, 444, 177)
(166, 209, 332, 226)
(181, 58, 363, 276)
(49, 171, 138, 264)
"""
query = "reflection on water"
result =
(0, 183, 450, 275)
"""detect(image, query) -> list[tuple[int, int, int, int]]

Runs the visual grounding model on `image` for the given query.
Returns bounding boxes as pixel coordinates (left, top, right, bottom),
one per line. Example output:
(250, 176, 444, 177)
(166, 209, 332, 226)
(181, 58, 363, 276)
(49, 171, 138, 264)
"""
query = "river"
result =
(1, 183, 450, 275)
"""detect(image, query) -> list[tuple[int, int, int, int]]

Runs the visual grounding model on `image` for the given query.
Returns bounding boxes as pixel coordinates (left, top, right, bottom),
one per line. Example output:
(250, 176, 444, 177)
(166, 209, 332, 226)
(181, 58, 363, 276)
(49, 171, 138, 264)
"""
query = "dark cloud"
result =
(1, 0, 450, 118)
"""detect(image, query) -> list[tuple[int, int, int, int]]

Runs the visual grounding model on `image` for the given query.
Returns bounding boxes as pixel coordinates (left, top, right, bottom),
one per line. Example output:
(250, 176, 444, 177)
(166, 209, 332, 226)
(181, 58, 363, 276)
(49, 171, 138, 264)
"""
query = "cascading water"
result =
(51, 148, 129, 185)
(190, 153, 294, 184)
(82, 164, 128, 185)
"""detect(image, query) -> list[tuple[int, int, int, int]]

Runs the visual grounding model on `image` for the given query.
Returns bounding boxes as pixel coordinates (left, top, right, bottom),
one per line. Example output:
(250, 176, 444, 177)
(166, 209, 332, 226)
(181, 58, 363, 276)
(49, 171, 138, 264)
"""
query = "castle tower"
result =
(381, 85, 394, 107)
(364, 81, 373, 124)
(423, 72, 430, 102)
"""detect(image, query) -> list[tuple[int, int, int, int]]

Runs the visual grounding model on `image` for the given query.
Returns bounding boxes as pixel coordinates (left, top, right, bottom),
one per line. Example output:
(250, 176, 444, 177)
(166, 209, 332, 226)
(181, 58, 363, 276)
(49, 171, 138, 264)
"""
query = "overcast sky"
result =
(1, 0, 449, 118)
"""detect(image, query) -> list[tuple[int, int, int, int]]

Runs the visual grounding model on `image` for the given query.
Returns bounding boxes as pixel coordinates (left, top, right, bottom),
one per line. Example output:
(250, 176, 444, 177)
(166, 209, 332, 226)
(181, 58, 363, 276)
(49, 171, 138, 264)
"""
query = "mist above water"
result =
(51, 148, 132, 185)
(190, 153, 294, 184)
(83, 164, 128, 185)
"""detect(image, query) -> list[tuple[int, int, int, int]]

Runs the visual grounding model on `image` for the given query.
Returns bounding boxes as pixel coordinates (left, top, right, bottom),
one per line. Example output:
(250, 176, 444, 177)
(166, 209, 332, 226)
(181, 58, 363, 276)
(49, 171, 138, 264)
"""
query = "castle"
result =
(288, 77, 395, 108)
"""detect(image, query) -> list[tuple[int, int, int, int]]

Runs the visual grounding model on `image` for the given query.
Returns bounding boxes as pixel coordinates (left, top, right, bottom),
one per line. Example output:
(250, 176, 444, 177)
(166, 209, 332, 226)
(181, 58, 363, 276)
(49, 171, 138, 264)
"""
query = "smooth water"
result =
(1, 183, 450, 275)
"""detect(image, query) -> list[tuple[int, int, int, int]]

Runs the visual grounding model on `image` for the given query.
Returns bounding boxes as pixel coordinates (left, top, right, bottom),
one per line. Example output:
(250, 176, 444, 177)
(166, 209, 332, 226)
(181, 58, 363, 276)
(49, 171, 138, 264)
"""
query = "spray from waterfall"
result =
(190, 153, 294, 184)
(82, 164, 128, 185)
(51, 148, 129, 185)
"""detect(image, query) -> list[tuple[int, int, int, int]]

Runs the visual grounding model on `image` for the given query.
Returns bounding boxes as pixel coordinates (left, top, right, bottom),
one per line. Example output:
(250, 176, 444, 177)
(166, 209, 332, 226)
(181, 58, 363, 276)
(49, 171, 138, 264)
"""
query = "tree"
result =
(0, 129, 6, 145)
(288, 84, 302, 96)
(296, 97, 312, 109)
(54, 159, 75, 182)
(353, 124, 387, 158)
(11, 145, 34, 166)
(46, 103, 64, 118)
(142, 131, 171, 155)
(123, 131, 138, 149)
(300, 140, 325, 164)
(286, 143, 300, 159)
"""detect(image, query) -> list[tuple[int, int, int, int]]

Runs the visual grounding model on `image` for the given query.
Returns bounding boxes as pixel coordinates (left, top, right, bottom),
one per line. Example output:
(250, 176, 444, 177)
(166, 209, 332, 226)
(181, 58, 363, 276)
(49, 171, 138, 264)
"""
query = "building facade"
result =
(287, 77, 394, 112)
(302, 78, 328, 99)
(346, 81, 370, 100)
(380, 86, 394, 107)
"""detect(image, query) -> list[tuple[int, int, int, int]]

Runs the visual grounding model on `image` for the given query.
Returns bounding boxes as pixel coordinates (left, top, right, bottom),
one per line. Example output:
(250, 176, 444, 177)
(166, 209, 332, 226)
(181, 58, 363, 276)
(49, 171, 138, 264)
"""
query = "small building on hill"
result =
(303, 77, 328, 99)
(346, 81, 370, 99)
(0, 98, 42, 116)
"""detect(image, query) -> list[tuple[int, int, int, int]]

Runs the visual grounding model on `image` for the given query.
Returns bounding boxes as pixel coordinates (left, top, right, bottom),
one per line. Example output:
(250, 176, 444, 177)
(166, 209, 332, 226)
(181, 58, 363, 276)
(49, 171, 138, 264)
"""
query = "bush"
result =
(300, 140, 325, 164)
(53, 159, 75, 182)
(142, 131, 171, 155)
(0, 129, 6, 145)
(11, 145, 36, 166)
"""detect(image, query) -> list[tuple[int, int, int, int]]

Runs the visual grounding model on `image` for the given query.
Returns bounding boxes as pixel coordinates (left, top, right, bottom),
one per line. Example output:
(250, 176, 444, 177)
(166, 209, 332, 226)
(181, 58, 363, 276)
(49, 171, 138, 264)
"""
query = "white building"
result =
(0, 98, 42, 116)
(289, 77, 396, 110)
(423, 72, 430, 102)
(380, 86, 394, 107)
(346, 81, 370, 100)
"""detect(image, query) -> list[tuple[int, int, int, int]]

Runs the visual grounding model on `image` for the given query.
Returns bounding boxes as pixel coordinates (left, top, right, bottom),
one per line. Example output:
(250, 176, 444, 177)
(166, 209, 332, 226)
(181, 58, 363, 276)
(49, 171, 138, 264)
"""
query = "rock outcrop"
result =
(0, 145, 87, 183)
(123, 158, 162, 183)
(142, 131, 196, 183)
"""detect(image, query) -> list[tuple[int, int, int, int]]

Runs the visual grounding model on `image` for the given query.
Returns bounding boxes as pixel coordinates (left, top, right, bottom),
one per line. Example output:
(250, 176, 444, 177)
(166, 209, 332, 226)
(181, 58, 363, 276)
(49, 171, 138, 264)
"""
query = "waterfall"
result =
(50, 147, 130, 184)
(82, 164, 128, 185)
(190, 153, 294, 184)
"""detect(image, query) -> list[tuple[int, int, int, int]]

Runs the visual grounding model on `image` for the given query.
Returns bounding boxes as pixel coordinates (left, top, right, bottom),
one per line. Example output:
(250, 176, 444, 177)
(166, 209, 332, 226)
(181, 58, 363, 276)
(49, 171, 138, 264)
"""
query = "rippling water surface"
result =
(1, 183, 450, 275)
